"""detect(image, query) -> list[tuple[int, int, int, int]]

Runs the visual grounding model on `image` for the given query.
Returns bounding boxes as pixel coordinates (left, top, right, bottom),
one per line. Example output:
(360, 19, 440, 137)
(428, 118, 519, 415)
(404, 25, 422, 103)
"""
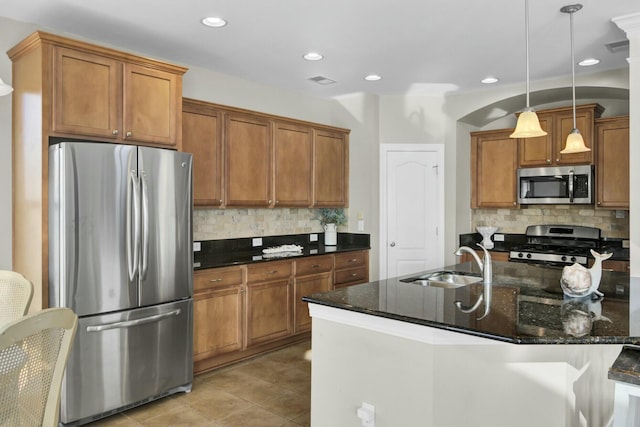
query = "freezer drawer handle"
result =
(86, 309, 181, 332)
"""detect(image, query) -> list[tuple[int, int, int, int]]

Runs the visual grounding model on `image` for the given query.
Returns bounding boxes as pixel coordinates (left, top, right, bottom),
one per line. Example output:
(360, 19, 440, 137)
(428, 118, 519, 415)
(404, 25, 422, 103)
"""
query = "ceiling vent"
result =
(605, 40, 629, 53)
(308, 76, 336, 85)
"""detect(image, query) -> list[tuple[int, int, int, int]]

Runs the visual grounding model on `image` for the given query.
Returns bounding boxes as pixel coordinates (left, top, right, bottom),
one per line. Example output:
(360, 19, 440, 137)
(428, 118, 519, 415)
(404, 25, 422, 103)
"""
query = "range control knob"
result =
(518, 253, 524, 258)
(526, 253, 532, 259)
(571, 256, 577, 263)
(561, 256, 568, 262)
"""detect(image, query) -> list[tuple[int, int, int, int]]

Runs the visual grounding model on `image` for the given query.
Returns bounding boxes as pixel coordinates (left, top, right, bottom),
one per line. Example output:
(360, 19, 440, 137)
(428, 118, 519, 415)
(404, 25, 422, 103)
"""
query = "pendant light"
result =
(510, 0, 547, 139)
(560, 4, 590, 154)
(0, 77, 12, 96)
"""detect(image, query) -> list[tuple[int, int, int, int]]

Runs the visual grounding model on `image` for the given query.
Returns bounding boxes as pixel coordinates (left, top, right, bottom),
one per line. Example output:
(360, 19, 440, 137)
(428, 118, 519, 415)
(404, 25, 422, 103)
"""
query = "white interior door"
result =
(380, 145, 444, 280)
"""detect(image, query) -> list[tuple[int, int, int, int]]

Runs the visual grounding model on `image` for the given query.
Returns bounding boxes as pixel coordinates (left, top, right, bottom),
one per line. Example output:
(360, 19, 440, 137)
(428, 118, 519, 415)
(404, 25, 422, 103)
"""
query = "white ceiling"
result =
(0, 0, 637, 99)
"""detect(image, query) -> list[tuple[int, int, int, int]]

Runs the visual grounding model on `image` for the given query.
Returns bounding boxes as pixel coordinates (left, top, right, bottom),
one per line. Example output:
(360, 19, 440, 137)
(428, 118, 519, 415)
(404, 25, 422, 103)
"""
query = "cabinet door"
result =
(225, 113, 272, 206)
(314, 129, 349, 207)
(554, 109, 594, 165)
(123, 63, 180, 146)
(273, 121, 313, 207)
(596, 117, 629, 209)
(471, 130, 518, 208)
(182, 102, 223, 206)
(52, 46, 120, 139)
(245, 279, 293, 346)
(194, 286, 244, 361)
(294, 272, 332, 333)
(518, 114, 553, 166)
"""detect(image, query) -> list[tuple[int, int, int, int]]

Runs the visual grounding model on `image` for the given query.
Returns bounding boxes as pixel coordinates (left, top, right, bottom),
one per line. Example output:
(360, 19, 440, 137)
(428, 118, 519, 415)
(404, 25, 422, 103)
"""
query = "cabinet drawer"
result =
(334, 266, 368, 286)
(335, 251, 366, 269)
(296, 255, 333, 276)
(247, 260, 292, 284)
(194, 266, 244, 292)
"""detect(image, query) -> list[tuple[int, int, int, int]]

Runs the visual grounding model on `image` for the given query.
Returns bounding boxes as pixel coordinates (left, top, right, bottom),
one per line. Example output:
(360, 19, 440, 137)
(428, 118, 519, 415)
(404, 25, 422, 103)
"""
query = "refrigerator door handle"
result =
(127, 171, 141, 281)
(86, 309, 181, 332)
(141, 172, 150, 280)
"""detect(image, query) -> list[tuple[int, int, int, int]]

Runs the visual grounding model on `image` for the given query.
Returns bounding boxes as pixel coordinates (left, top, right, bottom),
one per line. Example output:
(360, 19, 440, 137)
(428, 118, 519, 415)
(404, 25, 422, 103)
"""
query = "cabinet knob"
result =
(546, 159, 551, 164)
(390, 242, 396, 247)
(209, 278, 223, 283)
(112, 130, 119, 135)
(268, 200, 272, 206)
(556, 158, 560, 162)
(598, 201, 602, 205)
(219, 199, 223, 205)
(513, 202, 517, 206)
(126, 131, 132, 137)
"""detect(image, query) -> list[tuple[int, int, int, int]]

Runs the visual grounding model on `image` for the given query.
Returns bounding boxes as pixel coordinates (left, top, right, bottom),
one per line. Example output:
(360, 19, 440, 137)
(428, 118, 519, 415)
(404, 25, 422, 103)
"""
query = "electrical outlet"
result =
(310, 233, 318, 242)
(252, 237, 263, 247)
(193, 242, 201, 252)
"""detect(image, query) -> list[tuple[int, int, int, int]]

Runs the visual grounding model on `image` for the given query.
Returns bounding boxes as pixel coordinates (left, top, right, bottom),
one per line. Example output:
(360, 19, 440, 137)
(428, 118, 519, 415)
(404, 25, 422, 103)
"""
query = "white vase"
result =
(324, 223, 337, 246)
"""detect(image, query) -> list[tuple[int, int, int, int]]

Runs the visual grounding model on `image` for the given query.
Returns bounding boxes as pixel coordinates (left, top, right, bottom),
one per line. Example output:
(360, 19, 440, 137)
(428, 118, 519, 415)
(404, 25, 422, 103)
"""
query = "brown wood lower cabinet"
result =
(458, 251, 509, 264)
(193, 250, 369, 374)
(245, 261, 293, 346)
(193, 266, 244, 363)
(294, 256, 333, 333)
(334, 250, 369, 289)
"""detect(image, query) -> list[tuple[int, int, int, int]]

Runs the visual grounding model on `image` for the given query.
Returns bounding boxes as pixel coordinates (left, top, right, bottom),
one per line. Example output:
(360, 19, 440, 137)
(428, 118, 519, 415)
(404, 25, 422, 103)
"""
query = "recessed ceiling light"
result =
(303, 52, 323, 61)
(201, 17, 227, 28)
(481, 77, 499, 84)
(578, 58, 600, 66)
(364, 74, 382, 81)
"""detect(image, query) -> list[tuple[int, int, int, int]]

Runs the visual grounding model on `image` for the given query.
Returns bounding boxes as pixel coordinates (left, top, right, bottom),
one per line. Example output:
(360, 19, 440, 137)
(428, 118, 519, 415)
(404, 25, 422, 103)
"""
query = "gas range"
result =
(509, 225, 601, 268)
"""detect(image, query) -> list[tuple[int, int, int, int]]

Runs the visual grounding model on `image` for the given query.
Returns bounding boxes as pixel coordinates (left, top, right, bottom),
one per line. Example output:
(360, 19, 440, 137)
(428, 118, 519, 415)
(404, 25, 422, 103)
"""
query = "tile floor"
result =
(89, 340, 312, 426)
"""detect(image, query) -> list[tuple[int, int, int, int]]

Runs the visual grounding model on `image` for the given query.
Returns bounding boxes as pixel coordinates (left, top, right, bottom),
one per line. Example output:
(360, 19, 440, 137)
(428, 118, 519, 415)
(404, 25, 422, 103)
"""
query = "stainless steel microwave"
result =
(517, 165, 594, 204)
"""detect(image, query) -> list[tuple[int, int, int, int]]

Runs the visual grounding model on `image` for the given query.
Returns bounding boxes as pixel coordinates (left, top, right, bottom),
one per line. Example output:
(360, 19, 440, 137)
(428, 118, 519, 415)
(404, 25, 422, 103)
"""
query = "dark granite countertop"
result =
(194, 232, 370, 270)
(608, 345, 640, 386)
(303, 261, 635, 345)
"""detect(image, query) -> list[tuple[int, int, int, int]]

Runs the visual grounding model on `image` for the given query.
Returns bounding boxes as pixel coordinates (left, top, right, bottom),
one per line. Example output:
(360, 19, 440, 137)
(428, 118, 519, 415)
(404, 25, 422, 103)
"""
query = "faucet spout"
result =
(454, 243, 493, 319)
(454, 244, 492, 284)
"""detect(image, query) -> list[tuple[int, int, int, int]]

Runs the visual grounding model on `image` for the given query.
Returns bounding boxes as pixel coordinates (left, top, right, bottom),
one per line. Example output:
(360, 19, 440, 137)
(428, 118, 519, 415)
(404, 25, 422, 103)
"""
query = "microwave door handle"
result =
(568, 169, 574, 203)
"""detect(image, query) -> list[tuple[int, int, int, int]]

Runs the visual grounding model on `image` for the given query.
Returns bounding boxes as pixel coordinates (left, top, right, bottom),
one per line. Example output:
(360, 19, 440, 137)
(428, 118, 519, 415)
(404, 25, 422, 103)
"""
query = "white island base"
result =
(308, 303, 621, 427)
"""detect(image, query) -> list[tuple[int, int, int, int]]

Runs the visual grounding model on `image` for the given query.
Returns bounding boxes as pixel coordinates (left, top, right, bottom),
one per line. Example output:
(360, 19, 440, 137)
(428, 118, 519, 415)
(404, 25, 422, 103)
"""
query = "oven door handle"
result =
(568, 169, 574, 203)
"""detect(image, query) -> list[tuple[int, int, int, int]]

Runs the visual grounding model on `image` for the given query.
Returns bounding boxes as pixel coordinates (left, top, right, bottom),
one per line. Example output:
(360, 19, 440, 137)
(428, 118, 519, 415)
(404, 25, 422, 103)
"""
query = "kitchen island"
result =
(303, 261, 635, 427)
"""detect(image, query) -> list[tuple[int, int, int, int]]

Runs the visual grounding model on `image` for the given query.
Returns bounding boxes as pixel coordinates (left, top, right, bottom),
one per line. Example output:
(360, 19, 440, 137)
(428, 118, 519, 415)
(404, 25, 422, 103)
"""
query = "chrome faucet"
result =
(454, 243, 492, 319)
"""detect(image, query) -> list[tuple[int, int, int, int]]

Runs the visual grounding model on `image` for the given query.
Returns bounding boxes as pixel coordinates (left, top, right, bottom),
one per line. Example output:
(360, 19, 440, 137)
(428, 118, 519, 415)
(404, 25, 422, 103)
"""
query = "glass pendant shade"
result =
(0, 78, 13, 96)
(560, 128, 590, 153)
(510, 110, 547, 138)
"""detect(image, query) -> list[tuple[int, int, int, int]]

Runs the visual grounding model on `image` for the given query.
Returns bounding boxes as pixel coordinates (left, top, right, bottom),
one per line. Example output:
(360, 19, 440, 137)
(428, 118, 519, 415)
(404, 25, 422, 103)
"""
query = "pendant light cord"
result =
(570, 8, 577, 129)
(525, 0, 530, 109)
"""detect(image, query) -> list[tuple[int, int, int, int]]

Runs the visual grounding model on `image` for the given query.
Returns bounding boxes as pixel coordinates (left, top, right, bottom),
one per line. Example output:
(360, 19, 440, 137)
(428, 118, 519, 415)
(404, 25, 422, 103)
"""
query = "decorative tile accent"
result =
(472, 206, 629, 238)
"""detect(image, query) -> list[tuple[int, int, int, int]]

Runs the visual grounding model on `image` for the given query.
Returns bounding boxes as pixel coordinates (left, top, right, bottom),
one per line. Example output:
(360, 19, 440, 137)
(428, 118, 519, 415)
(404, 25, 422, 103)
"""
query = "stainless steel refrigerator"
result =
(48, 141, 194, 426)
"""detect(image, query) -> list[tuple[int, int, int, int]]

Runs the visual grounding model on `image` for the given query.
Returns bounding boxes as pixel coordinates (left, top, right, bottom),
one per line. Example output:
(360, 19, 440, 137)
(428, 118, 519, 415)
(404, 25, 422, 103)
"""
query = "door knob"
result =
(390, 242, 396, 247)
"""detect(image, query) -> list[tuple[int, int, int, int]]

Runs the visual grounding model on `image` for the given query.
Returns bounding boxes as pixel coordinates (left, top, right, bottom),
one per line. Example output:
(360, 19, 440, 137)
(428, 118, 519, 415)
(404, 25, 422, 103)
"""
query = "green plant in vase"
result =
(315, 208, 347, 246)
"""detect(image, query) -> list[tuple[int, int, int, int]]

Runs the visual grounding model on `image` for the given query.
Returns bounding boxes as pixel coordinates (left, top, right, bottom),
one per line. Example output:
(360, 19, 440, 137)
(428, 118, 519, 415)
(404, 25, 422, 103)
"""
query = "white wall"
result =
(0, 18, 38, 270)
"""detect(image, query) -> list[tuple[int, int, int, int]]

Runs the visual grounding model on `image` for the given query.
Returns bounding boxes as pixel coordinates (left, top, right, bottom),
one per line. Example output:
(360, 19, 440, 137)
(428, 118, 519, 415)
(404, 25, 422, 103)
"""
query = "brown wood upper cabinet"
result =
(182, 100, 223, 206)
(595, 116, 629, 209)
(52, 44, 184, 147)
(314, 129, 349, 207)
(518, 104, 604, 167)
(181, 99, 350, 207)
(273, 121, 313, 207)
(471, 129, 518, 208)
(224, 112, 273, 207)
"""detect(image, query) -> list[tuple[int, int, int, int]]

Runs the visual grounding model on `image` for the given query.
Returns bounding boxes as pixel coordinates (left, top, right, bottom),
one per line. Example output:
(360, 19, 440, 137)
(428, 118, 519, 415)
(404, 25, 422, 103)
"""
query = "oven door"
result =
(517, 165, 593, 204)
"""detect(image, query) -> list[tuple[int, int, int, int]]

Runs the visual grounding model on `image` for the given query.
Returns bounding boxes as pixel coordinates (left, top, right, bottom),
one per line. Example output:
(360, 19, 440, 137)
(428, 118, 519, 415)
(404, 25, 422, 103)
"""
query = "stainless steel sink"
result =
(400, 271, 483, 288)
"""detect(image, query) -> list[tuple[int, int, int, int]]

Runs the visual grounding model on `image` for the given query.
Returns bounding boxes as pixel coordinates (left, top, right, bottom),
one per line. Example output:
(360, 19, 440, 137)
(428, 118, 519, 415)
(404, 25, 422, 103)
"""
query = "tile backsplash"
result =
(194, 208, 329, 240)
(472, 205, 629, 238)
